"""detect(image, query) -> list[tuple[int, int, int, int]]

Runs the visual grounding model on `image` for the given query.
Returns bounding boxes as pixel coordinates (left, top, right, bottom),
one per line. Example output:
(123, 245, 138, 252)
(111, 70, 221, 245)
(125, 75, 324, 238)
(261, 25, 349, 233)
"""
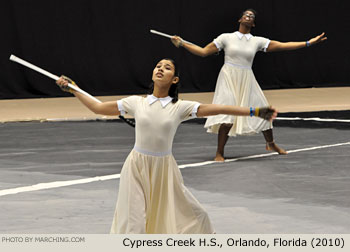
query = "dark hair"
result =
(241, 8, 257, 24)
(149, 58, 180, 103)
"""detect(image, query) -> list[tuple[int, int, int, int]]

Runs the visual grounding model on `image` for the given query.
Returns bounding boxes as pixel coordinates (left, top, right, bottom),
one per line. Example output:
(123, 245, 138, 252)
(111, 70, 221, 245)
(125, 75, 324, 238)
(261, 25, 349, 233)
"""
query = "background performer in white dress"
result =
(171, 8, 327, 161)
(56, 58, 277, 233)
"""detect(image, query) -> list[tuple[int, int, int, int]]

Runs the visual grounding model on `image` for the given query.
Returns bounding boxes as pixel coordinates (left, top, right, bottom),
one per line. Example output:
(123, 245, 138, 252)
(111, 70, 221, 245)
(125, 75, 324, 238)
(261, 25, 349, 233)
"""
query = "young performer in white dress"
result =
(56, 58, 277, 233)
(171, 9, 327, 161)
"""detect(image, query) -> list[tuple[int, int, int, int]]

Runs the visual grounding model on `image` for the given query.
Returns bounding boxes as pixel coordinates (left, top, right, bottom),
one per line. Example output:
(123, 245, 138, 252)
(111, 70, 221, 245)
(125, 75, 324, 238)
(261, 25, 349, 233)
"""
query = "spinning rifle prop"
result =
(150, 29, 194, 45)
(9, 54, 135, 127)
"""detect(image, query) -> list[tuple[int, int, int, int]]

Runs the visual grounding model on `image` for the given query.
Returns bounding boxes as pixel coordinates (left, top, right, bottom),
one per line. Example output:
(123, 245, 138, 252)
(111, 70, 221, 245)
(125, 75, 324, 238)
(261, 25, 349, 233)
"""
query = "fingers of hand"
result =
(267, 111, 273, 120)
(56, 77, 64, 84)
(56, 76, 72, 93)
(263, 107, 276, 120)
(62, 75, 73, 83)
(171, 38, 180, 47)
(258, 107, 269, 120)
(56, 78, 68, 86)
(314, 32, 327, 43)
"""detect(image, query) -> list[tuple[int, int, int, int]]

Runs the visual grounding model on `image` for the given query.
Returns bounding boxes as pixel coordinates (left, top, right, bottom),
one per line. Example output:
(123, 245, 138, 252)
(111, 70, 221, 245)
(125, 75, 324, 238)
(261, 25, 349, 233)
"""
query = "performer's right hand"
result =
(171, 36, 183, 48)
(56, 75, 77, 93)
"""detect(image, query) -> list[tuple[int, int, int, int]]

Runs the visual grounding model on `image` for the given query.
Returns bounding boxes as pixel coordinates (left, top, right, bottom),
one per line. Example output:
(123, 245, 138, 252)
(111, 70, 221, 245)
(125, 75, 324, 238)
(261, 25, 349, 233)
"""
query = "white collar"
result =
(234, 31, 253, 41)
(147, 94, 173, 108)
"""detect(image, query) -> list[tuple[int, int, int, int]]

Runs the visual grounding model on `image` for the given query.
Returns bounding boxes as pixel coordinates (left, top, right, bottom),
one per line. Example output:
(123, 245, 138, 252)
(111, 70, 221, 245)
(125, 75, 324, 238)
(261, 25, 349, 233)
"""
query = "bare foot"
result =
(266, 142, 288, 155)
(214, 153, 225, 162)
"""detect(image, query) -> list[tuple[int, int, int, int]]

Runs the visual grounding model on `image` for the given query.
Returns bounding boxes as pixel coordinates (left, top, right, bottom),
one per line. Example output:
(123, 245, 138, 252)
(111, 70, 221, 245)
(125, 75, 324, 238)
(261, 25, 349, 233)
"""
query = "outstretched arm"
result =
(267, 32, 327, 52)
(171, 36, 218, 57)
(56, 76, 120, 116)
(197, 104, 277, 121)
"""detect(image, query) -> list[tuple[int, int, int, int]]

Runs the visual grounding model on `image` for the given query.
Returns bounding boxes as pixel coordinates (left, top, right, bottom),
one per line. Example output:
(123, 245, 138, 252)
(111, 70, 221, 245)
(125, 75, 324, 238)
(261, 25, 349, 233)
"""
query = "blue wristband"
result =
(250, 107, 255, 117)
(306, 41, 311, 47)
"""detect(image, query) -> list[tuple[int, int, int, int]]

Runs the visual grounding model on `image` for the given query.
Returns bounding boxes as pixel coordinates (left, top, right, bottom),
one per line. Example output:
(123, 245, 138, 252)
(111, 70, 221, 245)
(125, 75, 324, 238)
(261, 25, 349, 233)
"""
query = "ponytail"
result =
(168, 83, 179, 103)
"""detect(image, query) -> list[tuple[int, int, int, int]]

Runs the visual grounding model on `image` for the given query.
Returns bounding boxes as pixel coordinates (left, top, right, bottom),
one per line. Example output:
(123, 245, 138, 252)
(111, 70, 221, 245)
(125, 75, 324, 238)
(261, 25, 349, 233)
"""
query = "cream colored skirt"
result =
(110, 149, 214, 234)
(204, 63, 272, 136)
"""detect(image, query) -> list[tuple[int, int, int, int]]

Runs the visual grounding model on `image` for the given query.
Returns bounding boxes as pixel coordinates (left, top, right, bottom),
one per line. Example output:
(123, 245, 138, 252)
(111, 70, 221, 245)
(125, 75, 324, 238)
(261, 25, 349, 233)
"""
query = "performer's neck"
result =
(153, 88, 170, 98)
(238, 24, 251, 34)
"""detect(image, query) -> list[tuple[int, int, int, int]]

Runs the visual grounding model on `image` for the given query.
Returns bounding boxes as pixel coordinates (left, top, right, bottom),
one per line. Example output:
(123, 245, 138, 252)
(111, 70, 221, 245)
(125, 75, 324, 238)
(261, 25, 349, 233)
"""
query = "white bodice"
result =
(214, 31, 270, 68)
(118, 95, 200, 155)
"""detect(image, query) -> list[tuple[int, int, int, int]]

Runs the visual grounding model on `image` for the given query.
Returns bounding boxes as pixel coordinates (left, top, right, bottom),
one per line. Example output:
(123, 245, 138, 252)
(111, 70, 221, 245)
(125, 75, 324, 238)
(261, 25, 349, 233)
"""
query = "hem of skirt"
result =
(204, 119, 234, 128)
(205, 122, 273, 137)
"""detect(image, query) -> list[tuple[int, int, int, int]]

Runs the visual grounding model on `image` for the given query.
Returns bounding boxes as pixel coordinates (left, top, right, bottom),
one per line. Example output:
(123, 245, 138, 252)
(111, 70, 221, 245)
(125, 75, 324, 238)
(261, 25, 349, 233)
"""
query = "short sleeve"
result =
(178, 100, 201, 122)
(117, 95, 141, 117)
(256, 36, 271, 52)
(213, 33, 227, 51)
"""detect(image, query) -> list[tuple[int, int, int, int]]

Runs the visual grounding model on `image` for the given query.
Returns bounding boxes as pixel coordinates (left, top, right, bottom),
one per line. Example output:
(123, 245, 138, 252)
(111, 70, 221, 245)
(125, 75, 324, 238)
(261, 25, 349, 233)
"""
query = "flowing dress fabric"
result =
(204, 32, 273, 136)
(110, 95, 214, 234)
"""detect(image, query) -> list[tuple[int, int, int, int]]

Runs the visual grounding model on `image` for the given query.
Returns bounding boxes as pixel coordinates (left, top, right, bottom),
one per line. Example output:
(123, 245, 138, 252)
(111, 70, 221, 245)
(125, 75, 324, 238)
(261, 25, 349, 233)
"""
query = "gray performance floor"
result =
(0, 118, 349, 233)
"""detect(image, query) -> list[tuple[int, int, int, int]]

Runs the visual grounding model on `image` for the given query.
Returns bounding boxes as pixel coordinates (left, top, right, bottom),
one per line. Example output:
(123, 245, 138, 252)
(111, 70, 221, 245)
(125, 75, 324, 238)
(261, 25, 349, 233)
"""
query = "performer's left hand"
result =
(258, 107, 278, 121)
(309, 32, 327, 46)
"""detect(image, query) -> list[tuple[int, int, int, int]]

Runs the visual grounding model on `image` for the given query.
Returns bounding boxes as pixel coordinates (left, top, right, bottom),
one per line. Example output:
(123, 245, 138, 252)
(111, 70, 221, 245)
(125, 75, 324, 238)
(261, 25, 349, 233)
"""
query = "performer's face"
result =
(152, 59, 179, 88)
(239, 10, 255, 27)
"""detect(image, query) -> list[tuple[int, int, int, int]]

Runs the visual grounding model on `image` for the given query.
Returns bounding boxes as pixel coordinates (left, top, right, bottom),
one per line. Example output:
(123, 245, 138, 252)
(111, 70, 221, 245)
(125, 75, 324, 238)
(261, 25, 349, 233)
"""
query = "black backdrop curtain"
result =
(1, 0, 349, 99)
